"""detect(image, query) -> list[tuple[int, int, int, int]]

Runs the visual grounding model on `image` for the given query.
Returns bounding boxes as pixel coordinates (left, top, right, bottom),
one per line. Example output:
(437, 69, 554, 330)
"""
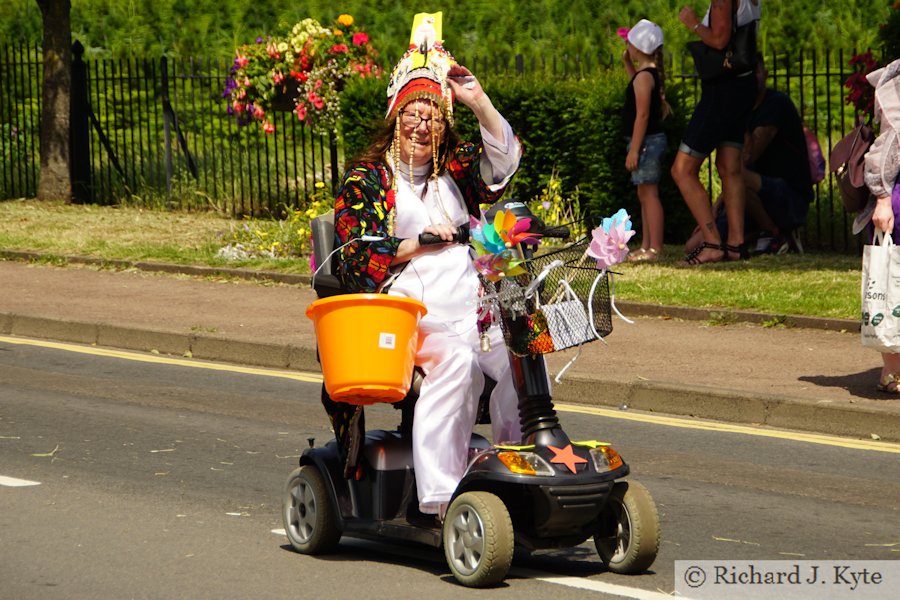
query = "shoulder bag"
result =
(687, 1, 758, 81)
(829, 122, 874, 213)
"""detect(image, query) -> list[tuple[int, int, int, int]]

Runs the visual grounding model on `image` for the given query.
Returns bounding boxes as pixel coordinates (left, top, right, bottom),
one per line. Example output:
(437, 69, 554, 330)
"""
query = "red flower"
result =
(263, 121, 275, 134)
(352, 32, 369, 46)
(329, 43, 349, 54)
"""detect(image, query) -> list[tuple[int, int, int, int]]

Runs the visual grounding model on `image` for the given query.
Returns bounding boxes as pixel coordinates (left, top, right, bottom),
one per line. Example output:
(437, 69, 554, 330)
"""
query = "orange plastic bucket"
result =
(306, 294, 427, 404)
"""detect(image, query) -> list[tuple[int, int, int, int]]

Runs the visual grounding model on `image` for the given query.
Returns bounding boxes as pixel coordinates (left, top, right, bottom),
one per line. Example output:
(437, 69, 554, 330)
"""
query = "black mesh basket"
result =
(486, 238, 613, 356)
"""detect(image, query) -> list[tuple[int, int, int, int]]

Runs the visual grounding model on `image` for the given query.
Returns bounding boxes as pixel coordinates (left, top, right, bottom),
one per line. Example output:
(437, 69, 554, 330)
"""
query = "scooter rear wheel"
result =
(443, 492, 514, 588)
(282, 465, 341, 554)
(594, 480, 660, 574)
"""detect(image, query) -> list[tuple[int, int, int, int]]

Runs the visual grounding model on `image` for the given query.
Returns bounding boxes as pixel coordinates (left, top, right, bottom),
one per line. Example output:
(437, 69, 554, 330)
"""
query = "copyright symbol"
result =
(684, 566, 706, 588)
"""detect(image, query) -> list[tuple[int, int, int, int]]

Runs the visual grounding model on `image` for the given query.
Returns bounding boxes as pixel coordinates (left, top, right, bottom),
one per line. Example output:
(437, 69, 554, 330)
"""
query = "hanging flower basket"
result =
(224, 14, 382, 135)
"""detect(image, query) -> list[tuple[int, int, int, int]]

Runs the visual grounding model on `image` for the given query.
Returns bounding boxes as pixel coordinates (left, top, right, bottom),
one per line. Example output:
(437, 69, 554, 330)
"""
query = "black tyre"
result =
(282, 465, 341, 554)
(594, 480, 660, 574)
(443, 492, 514, 587)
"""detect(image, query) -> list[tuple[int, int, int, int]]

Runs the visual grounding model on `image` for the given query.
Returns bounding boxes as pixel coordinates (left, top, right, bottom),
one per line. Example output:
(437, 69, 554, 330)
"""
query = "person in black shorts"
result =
(685, 55, 814, 255)
(672, 0, 760, 265)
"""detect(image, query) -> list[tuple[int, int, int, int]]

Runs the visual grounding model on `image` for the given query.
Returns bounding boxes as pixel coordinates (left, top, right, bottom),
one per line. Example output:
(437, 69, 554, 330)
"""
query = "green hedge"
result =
(340, 72, 695, 243)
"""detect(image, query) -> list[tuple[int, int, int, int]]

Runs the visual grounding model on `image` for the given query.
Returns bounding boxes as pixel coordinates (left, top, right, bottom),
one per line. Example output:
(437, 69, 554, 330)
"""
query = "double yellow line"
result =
(4, 334, 899, 454)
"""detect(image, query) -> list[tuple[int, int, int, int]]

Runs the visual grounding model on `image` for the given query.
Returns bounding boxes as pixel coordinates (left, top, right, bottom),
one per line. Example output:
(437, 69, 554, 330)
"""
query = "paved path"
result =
(2, 260, 899, 442)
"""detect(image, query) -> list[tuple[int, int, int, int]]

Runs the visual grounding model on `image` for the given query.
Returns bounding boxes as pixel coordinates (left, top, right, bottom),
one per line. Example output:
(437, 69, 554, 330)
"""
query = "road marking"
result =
(515, 569, 674, 599)
(270, 529, 667, 597)
(0, 475, 41, 487)
(6, 334, 900, 454)
(555, 402, 900, 454)
(0, 335, 323, 383)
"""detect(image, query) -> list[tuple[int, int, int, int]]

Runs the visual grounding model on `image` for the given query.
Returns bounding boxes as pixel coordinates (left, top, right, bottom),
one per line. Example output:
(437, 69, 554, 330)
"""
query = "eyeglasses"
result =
(399, 111, 446, 131)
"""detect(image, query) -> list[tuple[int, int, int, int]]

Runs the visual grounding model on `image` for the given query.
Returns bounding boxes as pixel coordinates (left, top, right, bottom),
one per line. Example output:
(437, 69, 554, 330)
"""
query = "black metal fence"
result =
(0, 43, 876, 249)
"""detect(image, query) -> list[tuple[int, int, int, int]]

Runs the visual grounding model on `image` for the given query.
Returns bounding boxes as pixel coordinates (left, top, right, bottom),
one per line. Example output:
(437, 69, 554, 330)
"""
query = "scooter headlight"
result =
(589, 446, 624, 472)
(497, 451, 555, 476)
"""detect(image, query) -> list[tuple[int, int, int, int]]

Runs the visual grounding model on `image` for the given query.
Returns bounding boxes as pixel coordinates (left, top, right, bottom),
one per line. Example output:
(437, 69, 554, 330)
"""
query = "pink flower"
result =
(232, 101, 245, 113)
(294, 102, 307, 121)
(235, 55, 249, 68)
(262, 121, 275, 134)
(307, 91, 325, 109)
(253, 105, 266, 119)
(315, 79, 323, 89)
(352, 32, 369, 46)
(273, 71, 284, 84)
(329, 43, 349, 54)
(616, 27, 630, 41)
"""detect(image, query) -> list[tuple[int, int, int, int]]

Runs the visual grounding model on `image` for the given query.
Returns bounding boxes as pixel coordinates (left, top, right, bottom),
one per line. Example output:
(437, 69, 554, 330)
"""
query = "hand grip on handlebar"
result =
(418, 223, 471, 246)
(539, 225, 571, 240)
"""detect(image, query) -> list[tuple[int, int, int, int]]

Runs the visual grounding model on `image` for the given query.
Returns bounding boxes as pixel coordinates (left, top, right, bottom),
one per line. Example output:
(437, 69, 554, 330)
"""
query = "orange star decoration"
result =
(547, 444, 588, 474)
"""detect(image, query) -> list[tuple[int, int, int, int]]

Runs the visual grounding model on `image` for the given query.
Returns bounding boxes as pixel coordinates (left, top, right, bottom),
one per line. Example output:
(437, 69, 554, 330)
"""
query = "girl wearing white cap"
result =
(622, 19, 671, 262)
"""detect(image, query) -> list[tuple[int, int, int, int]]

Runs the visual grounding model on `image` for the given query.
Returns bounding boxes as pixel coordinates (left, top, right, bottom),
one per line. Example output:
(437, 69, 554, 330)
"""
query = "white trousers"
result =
(413, 320, 520, 514)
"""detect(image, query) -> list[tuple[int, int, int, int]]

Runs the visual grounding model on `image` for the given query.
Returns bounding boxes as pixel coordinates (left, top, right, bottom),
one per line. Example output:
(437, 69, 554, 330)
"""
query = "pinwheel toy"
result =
(586, 209, 636, 270)
(468, 209, 541, 280)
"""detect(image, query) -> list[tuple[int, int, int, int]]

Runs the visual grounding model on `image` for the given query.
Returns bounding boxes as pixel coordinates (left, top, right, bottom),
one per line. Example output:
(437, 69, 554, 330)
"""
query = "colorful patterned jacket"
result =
(334, 141, 509, 293)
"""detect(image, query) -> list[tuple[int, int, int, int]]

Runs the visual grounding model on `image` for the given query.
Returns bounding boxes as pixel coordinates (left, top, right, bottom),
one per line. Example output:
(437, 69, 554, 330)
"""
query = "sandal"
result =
(679, 242, 724, 266)
(724, 243, 750, 261)
(627, 248, 660, 262)
(876, 372, 900, 395)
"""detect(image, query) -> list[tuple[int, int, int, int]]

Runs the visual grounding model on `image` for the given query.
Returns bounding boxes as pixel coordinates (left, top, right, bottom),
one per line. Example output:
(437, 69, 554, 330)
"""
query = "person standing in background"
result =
(672, 0, 761, 265)
(621, 19, 672, 262)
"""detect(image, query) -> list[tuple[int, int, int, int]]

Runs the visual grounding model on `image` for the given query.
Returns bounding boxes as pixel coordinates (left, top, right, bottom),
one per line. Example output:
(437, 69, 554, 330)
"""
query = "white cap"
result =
(627, 19, 663, 55)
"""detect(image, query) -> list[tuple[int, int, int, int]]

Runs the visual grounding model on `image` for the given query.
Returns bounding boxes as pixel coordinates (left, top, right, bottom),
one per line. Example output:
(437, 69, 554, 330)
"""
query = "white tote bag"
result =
(861, 231, 900, 352)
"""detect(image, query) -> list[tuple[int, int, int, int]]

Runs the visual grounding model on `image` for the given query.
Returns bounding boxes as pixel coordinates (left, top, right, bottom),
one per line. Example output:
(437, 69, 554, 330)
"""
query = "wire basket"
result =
(485, 238, 613, 356)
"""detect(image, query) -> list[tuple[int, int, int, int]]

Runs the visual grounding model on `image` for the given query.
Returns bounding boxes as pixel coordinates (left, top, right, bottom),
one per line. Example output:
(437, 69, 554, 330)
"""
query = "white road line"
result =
(0, 475, 41, 487)
(269, 529, 670, 597)
(514, 570, 675, 598)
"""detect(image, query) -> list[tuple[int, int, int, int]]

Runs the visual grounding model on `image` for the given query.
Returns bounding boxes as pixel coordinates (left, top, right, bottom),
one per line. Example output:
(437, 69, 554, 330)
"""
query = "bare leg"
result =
(716, 146, 746, 256)
(671, 150, 723, 263)
(881, 352, 900, 393)
(636, 183, 664, 253)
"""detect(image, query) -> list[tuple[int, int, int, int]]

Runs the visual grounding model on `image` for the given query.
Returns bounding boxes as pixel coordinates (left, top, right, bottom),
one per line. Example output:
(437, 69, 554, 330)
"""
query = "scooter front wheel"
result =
(443, 492, 514, 588)
(594, 480, 660, 574)
(282, 465, 341, 554)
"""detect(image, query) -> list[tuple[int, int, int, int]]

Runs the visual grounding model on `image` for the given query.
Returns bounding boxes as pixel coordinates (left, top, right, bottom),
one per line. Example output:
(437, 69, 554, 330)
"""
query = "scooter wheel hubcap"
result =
(447, 506, 485, 576)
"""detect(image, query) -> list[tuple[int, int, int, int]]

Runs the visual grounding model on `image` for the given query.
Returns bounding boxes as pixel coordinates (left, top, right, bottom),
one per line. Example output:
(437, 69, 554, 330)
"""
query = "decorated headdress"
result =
(385, 12, 458, 124)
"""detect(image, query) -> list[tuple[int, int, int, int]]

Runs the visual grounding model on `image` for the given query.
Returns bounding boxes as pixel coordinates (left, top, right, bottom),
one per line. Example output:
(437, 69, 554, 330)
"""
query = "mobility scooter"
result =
(282, 201, 660, 587)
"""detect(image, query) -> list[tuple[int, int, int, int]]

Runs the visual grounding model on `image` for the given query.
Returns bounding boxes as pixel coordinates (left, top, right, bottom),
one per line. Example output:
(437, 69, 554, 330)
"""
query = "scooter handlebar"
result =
(418, 223, 471, 246)
(539, 225, 571, 240)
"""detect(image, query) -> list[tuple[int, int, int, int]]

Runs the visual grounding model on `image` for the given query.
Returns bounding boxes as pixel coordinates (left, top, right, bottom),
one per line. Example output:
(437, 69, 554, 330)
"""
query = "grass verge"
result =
(0, 199, 862, 320)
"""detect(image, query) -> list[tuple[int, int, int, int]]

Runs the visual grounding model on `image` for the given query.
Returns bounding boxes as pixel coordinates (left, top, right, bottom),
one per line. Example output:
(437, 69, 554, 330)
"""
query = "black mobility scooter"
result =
(282, 202, 660, 587)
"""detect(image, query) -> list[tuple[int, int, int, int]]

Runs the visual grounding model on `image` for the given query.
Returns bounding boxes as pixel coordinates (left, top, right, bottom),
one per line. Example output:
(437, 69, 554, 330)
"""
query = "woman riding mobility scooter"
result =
(282, 199, 661, 587)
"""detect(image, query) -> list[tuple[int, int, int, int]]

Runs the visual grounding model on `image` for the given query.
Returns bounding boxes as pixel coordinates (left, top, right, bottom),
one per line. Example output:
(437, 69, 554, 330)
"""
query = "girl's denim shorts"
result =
(626, 132, 667, 185)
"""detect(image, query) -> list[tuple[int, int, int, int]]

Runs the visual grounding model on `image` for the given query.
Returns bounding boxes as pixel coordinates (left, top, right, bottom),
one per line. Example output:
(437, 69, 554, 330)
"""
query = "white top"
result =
(387, 118, 522, 324)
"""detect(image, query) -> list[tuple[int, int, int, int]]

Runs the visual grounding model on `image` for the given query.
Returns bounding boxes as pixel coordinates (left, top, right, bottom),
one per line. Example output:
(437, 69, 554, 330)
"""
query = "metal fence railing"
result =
(0, 44, 878, 249)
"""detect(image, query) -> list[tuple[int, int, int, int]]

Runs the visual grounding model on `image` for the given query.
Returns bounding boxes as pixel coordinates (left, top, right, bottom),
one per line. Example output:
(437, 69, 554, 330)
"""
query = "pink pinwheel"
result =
(586, 209, 636, 269)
